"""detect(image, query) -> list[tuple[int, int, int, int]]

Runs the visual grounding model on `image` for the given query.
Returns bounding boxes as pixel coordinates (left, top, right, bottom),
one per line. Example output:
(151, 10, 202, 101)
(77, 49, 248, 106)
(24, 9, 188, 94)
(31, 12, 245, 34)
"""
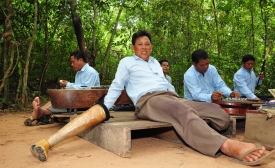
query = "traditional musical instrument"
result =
(213, 98, 265, 115)
(47, 86, 133, 109)
(256, 47, 270, 88)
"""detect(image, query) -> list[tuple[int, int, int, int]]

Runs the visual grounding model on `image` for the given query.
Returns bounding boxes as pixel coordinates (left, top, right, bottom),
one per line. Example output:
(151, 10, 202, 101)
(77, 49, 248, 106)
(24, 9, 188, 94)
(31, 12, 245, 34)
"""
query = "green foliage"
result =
(1, 0, 275, 107)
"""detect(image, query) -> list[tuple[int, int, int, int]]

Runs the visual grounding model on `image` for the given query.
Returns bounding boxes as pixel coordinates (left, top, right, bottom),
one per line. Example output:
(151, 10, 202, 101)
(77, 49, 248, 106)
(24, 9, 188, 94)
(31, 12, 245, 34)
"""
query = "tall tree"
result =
(212, 0, 221, 56)
(21, 0, 38, 108)
(1, 0, 14, 105)
(100, 1, 125, 82)
(68, 0, 86, 51)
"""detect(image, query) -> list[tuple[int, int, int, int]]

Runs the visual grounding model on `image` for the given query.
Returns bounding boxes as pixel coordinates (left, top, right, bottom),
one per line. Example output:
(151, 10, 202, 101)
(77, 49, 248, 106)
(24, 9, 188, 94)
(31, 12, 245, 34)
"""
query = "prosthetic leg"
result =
(30, 103, 110, 161)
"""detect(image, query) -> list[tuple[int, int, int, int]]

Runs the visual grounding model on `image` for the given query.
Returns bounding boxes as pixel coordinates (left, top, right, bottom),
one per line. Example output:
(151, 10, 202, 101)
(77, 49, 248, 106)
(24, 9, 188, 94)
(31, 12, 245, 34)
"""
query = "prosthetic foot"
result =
(30, 139, 50, 161)
(30, 103, 109, 161)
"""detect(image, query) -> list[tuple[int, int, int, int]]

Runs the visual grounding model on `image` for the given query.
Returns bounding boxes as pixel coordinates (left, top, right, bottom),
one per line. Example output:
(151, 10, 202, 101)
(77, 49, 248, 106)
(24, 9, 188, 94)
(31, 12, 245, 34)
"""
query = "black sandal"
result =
(24, 115, 54, 126)
(24, 117, 35, 126)
(35, 115, 54, 126)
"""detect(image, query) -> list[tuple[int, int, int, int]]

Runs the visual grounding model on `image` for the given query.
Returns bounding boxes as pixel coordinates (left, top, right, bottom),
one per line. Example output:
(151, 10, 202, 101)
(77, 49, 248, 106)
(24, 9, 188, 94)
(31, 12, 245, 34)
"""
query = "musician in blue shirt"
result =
(184, 49, 240, 102)
(30, 30, 266, 165)
(24, 50, 100, 126)
(233, 54, 264, 99)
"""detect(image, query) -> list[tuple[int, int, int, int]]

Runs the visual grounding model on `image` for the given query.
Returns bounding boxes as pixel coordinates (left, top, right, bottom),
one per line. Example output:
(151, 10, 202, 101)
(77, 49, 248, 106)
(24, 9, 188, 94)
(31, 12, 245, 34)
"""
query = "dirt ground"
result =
(1, 111, 275, 168)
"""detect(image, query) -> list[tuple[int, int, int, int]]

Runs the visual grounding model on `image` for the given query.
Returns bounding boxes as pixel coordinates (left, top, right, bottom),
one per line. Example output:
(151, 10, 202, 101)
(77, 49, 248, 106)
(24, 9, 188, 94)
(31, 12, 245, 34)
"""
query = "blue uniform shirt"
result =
(233, 66, 261, 98)
(66, 63, 100, 89)
(104, 55, 176, 110)
(184, 65, 232, 102)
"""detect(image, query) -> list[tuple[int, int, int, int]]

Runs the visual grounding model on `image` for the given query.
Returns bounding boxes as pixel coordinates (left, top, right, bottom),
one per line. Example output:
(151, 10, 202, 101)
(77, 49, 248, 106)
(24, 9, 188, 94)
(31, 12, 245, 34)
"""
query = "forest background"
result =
(1, 0, 275, 110)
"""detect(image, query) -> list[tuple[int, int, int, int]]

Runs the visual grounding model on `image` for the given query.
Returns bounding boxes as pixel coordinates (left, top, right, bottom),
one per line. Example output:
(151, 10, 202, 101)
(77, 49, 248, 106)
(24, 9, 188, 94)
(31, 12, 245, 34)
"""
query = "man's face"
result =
(242, 60, 255, 71)
(193, 58, 210, 75)
(70, 56, 83, 71)
(131, 36, 152, 61)
(161, 61, 169, 74)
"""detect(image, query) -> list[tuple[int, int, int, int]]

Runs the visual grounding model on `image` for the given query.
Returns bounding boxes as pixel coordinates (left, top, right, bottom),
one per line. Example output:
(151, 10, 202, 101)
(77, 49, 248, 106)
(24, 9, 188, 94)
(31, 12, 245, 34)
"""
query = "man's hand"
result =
(259, 72, 264, 80)
(211, 91, 223, 101)
(230, 91, 240, 98)
(254, 97, 261, 100)
(59, 80, 68, 87)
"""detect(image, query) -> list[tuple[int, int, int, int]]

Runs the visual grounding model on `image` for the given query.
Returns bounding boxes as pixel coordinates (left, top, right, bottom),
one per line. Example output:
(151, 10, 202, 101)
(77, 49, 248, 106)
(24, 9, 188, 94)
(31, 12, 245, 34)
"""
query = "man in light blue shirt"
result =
(24, 50, 100, 126)
(233, 54, 264, 99)
(30, 30, 266, 165)
(184, 49, 240, 102)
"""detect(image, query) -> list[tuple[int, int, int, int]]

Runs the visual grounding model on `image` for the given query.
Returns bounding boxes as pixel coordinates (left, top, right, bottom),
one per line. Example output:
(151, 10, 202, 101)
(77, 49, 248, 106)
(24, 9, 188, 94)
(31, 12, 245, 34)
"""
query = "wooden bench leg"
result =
(78, 123, 132, 157)
(221, 117, 236, 138)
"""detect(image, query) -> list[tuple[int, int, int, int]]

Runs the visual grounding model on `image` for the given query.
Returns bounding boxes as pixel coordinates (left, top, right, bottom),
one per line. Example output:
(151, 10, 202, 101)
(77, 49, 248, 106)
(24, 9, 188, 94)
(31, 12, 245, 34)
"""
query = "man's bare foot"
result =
(32, 97, 41, 119)
(24, 98, 53, 126)
(220, 139, 265, 162)
(32, 97, 43, 119)
(31, 97, 52, 119)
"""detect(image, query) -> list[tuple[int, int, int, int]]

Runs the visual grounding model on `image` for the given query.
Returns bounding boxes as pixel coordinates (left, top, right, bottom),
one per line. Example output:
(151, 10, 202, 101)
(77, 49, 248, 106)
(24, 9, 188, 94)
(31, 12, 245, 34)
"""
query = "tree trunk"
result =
(90, 0, 98, 67)
(21, 0, 38, 108)
(211, 0, 221, 56)
(249, 0, 255, 54)
(259, 0, 268, 58)
(1, 0, 14, 105)
(68, 0, 86, 51)
(39, 0, 49, 94)
(100, 3, 125, 82)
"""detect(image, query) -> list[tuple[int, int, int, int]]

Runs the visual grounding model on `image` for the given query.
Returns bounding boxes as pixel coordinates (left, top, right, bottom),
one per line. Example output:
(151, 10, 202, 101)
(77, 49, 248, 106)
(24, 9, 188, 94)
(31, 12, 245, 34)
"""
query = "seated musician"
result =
(24, 50, 100, 126)
(30, 30, 269, 166)
(159, 59, 172, 84)
(184, 49, 240, 102)
(233, 54, 264, 99)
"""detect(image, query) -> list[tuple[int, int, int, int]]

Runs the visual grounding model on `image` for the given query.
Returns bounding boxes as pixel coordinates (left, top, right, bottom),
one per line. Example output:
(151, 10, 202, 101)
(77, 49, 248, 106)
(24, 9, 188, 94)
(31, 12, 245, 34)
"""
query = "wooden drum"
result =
(213, 98, 265, 115)
(47, 87, 133, 109)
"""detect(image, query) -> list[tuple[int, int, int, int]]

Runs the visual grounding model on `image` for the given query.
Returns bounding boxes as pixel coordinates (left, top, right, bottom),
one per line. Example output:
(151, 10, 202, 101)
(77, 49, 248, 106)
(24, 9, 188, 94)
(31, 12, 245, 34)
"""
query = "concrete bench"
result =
(65, 111, 237, 158)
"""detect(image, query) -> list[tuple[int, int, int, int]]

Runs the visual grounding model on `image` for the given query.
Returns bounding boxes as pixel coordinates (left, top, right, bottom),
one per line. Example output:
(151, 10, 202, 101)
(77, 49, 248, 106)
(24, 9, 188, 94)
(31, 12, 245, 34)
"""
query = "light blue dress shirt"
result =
(165, 74, 172, 84)
(104, 55, 176, 110)
(66, 63, 100, 89)
(184, 65, 232, 102)
(233, 66, 261, 98)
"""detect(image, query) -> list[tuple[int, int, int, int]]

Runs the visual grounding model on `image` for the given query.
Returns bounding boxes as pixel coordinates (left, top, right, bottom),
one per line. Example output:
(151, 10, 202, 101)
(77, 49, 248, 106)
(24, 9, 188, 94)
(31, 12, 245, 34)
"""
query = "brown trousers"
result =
(135, 91, 228, 157)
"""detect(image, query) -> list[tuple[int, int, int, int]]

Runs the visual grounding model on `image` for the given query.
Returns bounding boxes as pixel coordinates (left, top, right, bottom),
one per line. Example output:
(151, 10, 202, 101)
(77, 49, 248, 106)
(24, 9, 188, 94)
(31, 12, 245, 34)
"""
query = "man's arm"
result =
(104, 59, 129, 109)
(234, 72, 257, 98)
(82, 71, 100, 87)
(66, 67, 100, 89)
(255, 72, 264, 86)
(184, 74, 212, 102)
(211, 67, 232, 98)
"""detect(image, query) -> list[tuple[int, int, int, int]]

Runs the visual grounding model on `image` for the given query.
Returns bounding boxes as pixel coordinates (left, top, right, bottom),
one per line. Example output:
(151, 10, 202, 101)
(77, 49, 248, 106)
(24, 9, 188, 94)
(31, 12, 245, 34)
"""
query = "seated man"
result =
(30, 30, 271, 166)
(159, 59, 172, 84)
(24, 50, 100, 126)
(233, 54, 264, 99)
(184, 49, 240, 102)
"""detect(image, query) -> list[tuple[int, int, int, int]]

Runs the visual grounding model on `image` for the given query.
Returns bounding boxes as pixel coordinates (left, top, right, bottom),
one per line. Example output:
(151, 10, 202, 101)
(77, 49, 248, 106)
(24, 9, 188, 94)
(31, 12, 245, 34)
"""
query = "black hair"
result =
(191, 49, 209, 63)
(159, 59, 169, 65)
(70, 50, 87, 62)
(132, 30, 152, 45)
(242, 54, 255, 63)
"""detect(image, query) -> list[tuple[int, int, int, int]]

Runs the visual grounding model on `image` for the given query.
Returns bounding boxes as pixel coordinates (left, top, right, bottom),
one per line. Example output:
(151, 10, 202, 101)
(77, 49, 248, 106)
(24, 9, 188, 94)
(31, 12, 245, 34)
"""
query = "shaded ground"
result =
(0, 111, 275, 168)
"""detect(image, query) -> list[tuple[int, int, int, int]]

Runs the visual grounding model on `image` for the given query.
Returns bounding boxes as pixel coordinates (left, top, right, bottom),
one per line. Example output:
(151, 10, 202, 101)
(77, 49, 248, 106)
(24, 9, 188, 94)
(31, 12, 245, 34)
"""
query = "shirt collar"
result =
(134, 55, 153, 62)
(241, 66, 251, 73)
(79, 63, 89, 72)
(191, 65, 204, 77)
